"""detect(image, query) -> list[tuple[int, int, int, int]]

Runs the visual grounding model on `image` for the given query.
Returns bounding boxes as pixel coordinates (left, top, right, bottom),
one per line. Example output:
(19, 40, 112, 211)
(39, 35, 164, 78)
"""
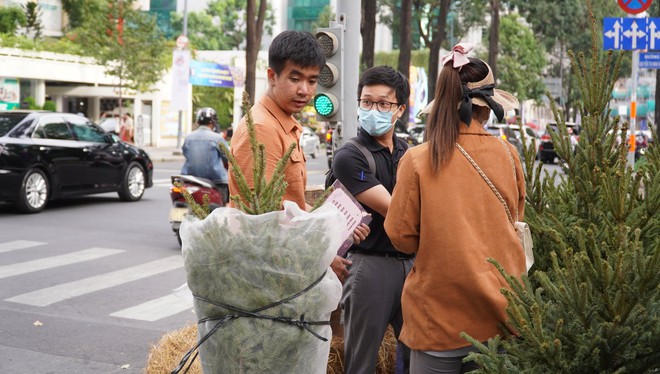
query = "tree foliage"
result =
(170, 0, 274, 52)
(0, 6, 26, 34)
(463, 10, 660, 372)
(72, 0, 170, 93)
(487, 13, 546, 102)
(22, 1, 43, 40)
(311, 5, 334, 31)
(60, 0, 105, 30)
(511, 0, 627, 118)
(192, 86, 234, 131)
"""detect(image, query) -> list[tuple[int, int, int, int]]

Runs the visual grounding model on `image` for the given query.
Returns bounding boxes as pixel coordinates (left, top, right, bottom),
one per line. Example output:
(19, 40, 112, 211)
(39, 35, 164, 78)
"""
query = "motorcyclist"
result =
(181, 107, 230, 204)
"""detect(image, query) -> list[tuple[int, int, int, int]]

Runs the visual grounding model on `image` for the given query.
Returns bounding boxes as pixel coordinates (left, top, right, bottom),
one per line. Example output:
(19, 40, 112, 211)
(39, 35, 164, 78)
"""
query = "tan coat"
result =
(384, 121, 526, 351)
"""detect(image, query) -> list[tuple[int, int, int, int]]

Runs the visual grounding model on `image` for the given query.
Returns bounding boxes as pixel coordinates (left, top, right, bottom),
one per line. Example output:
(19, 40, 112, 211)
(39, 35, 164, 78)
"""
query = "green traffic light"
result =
(314, 94, 336, 117)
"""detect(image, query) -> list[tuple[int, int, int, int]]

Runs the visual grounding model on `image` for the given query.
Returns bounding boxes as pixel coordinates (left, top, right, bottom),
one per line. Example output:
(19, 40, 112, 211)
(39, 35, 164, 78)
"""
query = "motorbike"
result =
(169, 175, 225, 246)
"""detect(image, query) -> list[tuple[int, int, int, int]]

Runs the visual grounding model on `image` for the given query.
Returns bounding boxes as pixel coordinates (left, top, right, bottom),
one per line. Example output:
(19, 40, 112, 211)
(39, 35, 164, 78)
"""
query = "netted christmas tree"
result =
(462, 8, 659, 373)
(174, 92, 344, 374)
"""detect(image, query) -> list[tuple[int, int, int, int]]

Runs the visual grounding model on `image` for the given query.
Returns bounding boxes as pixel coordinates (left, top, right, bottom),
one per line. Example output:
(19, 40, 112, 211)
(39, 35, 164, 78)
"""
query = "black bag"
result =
(325, 137, 376, 189)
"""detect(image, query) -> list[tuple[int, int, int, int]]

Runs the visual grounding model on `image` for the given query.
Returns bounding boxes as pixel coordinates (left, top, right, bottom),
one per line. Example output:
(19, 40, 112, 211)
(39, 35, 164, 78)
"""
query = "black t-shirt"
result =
(332, 128, 408, 255)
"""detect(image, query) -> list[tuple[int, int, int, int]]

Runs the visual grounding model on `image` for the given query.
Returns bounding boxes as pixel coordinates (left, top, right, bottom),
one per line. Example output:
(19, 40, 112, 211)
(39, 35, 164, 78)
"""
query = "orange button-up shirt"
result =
(228, 95, 307, 210)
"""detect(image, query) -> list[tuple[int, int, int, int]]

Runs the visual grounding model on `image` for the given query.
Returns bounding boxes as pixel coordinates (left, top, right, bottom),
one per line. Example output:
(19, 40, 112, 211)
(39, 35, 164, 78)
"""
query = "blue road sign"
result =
(640, 52, 660, 68)
(603, 17, 660, 50)
(189, 61, 235, 88)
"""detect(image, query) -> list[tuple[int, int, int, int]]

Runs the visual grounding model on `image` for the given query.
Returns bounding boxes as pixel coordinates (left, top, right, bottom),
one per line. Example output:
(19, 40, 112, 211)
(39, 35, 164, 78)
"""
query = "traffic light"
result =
(314, 26, 343, 122)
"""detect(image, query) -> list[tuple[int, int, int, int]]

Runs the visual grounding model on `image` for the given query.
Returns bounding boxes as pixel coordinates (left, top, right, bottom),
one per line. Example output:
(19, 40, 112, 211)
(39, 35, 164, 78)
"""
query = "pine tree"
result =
(462, 6, 660, 373)
(182, 90, 331, 217)
(22, 1, 42, 41)
(180, 91, 295, 218)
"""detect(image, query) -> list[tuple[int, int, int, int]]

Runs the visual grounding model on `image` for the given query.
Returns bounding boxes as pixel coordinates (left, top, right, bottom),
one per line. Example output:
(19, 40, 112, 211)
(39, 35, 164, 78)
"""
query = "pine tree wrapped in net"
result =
(171, 91, 344, 373)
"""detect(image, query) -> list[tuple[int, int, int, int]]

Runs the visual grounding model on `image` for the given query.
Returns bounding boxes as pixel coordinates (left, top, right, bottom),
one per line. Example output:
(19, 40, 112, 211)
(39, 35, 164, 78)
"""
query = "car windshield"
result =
(0, 112, 29, 136)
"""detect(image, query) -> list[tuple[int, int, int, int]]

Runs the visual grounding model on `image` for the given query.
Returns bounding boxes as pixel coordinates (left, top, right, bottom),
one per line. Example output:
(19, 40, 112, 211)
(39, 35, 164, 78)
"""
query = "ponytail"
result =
(426, 65, 463, 174)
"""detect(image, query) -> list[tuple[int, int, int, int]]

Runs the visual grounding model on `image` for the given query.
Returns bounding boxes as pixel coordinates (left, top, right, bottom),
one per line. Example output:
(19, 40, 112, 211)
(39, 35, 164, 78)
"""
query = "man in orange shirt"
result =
(229, 30, 368, 282)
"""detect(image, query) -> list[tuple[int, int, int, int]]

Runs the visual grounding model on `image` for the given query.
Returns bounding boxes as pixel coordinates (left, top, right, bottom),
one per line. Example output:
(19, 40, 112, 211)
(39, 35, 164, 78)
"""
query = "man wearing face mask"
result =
(330, 65, 412, 374)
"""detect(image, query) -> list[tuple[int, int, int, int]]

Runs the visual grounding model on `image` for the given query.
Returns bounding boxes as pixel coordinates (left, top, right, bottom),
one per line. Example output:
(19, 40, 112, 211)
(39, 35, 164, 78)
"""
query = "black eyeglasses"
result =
(357, 99, 401, 113)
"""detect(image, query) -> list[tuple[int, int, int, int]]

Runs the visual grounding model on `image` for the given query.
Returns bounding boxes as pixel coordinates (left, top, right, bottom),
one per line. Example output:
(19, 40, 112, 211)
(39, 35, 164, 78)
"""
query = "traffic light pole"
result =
(336, 0, 360, 145)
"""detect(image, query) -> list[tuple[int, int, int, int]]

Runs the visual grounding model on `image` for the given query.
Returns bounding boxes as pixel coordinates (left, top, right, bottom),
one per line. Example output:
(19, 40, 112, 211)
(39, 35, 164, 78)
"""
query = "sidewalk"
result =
(142, 146, 185, 162)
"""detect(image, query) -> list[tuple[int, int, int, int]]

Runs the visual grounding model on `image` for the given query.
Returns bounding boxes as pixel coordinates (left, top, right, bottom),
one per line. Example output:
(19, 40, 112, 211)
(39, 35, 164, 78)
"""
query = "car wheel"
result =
(311, 145, 319, 159)
(16, 168, 49, 213)
(118, 162, 146, 201)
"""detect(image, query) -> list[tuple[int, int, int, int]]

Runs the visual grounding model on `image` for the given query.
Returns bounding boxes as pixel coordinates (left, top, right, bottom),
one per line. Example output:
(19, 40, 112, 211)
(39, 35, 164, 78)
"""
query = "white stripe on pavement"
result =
(0, 240, 46, 254)
(5, 255, 183, 307)
(0, 248, 123, 280)
(110, 293, 193, 321)
(153, 178, 172, 184)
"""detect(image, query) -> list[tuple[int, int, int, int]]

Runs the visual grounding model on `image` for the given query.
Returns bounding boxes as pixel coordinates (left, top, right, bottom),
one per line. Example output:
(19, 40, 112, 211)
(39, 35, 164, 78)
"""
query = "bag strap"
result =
(346, 138, 376, 176)
(455, 138, 518, 224)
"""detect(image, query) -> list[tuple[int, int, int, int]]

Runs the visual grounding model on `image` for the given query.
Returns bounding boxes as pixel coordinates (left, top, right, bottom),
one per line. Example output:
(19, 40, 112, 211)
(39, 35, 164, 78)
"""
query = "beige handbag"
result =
(456, 140, 534, 273)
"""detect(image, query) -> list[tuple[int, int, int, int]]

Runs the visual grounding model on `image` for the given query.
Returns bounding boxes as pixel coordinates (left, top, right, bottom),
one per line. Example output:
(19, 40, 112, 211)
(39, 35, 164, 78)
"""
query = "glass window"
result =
(0, 112, 29, 136)
(33, 116, 74, 140)
(67, 115, 107, 142)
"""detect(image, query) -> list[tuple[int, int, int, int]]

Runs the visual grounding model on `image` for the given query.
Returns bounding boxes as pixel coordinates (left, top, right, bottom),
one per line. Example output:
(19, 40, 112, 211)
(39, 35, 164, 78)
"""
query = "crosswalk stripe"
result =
(0, 240, 46, 253)
(6, 255, 183, 307)
(0, 248, 123, 280)
(110, 294, 193, 321)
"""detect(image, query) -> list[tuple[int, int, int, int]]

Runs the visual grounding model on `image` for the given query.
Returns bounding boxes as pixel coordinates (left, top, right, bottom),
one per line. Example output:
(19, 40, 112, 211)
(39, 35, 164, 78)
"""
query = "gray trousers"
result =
(342, 252, 414, 374)
(410, 350, 480, 374)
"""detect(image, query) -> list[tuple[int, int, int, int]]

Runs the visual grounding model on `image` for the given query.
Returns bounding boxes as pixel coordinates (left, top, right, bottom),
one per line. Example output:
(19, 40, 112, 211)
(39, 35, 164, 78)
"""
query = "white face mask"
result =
(358, 108, 394, 136)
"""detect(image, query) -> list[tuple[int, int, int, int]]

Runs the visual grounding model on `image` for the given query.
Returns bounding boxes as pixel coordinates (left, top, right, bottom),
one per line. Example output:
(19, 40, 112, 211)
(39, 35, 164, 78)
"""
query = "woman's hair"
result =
(426, 57, 490, 174)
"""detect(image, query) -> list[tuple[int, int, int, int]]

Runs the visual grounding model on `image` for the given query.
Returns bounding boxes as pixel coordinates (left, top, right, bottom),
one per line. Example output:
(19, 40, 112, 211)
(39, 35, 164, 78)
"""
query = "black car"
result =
(538, 122, 579, 164)
(0, 111, 153, 213)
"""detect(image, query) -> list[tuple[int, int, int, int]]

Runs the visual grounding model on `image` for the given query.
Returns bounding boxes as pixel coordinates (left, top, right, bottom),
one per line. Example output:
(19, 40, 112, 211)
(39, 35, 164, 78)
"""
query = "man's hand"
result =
(352, 222, 370, 245)
(331, 255, 352, 283)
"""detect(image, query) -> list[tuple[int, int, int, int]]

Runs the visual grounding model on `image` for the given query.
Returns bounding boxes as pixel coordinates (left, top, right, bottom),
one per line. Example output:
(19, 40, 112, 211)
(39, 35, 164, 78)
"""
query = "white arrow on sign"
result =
(605, 19, 622, 49)
(649, 21, 660, 50)
(623, 20, 646, 49)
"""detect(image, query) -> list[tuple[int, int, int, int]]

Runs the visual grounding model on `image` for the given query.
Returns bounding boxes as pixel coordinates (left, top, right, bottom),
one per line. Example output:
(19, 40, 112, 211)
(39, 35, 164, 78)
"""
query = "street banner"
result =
(170, 49, 191, 111)
(189, 61, 235, 88)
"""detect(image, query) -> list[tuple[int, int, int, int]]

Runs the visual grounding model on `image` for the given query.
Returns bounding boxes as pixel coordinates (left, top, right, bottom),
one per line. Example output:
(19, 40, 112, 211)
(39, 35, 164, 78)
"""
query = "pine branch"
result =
(221, 91, 293, 215)
(174, 181, 211, 220)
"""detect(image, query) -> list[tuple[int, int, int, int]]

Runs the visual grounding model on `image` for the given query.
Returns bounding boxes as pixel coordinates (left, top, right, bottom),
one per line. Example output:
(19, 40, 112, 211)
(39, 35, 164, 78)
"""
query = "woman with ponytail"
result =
(384, 43, 526, 373)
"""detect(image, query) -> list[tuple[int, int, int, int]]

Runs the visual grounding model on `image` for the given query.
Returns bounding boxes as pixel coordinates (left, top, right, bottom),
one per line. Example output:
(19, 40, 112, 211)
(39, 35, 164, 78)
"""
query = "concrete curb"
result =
(144, 148, 185, 162)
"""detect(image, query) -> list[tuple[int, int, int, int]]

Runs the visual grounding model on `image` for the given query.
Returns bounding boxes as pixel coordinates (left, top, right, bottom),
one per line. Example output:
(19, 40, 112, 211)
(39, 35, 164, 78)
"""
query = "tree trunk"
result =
(427, 0, 450, 102)
(245, 0, 266, 104)
(397, 0, 412, 78)
(361, 0, 376, 69)
(488, 0, 499, 82)
(398, 0, 413, 124)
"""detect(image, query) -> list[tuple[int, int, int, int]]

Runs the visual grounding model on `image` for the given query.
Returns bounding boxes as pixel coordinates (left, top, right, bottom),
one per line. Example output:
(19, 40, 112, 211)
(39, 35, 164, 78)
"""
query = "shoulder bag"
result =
(456, 139, 534, 273)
